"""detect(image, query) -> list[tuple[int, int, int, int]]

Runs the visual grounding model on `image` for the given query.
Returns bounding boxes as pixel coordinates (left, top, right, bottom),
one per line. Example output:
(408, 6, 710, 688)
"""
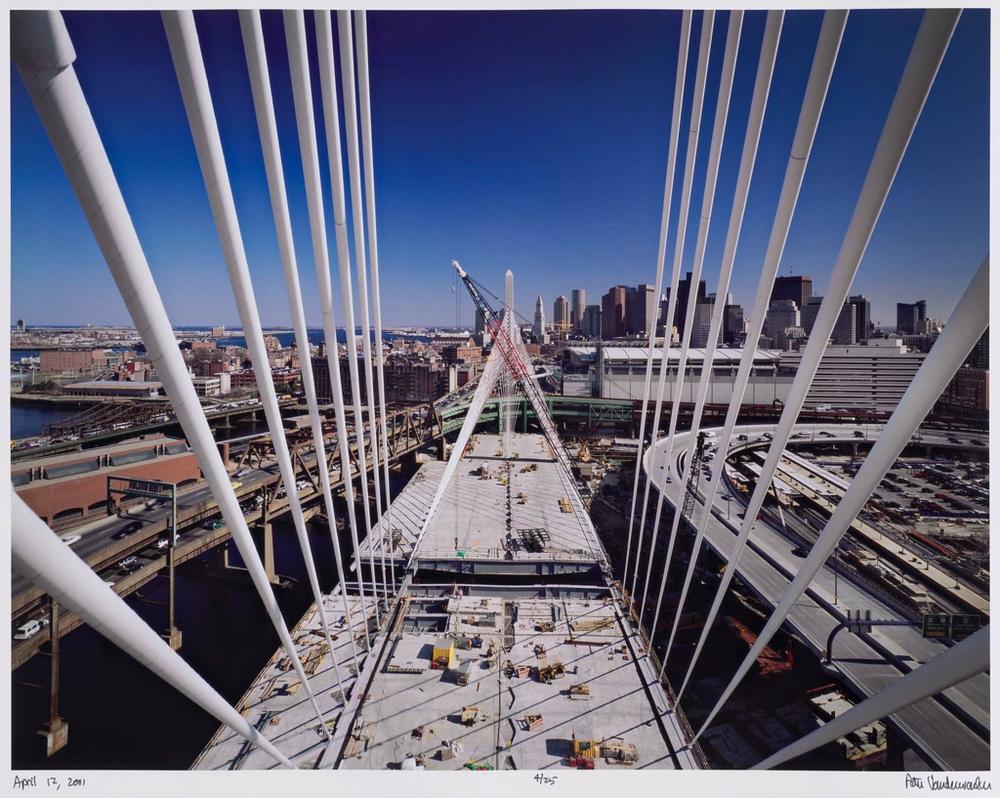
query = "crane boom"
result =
(451, 260, 588, 497)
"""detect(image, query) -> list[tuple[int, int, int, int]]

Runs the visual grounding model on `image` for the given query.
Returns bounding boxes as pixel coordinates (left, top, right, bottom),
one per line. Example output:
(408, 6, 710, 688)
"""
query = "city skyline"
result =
(12, 10, 988, 329)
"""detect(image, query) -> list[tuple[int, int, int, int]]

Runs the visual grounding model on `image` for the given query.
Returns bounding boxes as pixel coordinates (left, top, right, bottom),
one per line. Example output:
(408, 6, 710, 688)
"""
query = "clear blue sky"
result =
(11, 9, 989, 330)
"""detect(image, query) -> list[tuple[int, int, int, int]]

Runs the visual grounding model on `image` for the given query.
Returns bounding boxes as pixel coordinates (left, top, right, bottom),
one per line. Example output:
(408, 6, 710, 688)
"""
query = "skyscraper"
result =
(626, 284, 656, 337)
(689, 299, 722, 347)
(553, 295, 569, 329)
(765, 299, 800, 343)
(533, 295, 547, 343)
(601, 286, 627, 339)
(674, 271, 706, 339)
(897, 300, 927, 335)
(849, 294, 872, 341)
(571, 289, 586, 332)
(581, 305, 602, 339)
(802, 297, 857, 344)
(771, 275, 813, 308)
(723, 304, 744, 346)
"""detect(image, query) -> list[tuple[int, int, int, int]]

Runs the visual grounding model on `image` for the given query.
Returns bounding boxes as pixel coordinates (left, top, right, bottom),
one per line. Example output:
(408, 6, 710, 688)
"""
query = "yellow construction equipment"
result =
(571, 733, 600, 760)
(578, 443, 591, 463)
(460, 706, 481, 726)
(431, 637, 456, 670)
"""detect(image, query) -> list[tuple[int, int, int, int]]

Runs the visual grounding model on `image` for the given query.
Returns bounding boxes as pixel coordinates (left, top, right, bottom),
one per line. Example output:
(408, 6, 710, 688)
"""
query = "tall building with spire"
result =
(533, 295, 548, 343)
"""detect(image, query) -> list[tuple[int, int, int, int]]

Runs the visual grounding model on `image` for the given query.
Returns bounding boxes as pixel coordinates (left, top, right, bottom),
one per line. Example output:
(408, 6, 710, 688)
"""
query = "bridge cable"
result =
(669, 9, 848, 703)
(314, 11, 382, 624)
(163, 9, 347, 709)
(11, 7, 330, 737)
(354, 11, 398, 593)
(11, 493, 295, 769)
(620, 11, 691, 607)
(338, 10, 389, 599)
(283, 10, 378, 636)
(651, 10, 784, 672)
(686, 11, 961, 735)
(239, 10, 364, 666)
(758, 626, 987, 769)
(703, 253, 986, 745)
(638, 11, 743, 630)
(629, 10, 715, 606)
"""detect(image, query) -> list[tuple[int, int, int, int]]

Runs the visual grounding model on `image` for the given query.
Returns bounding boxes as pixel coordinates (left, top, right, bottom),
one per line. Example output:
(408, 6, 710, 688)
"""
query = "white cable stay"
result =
(683, 10, 961, 720)
(12, 494, 295, 769)
(354, 10, 398, 591)
(316, 10, 381, 625)
(238, 10, 363, 662)
(162, 10, 347, 705)
(620, 10, 691, 599)
(338, 10, 388, 596)
(658, 10, 784, 674)
(674, 9, 849, 702)
(630, 9, 715, 606)
(696, 252, 983, 742)
(639, 11, 742, 629)
(10, 8, 329, 734)
(757, 627, 988, 769)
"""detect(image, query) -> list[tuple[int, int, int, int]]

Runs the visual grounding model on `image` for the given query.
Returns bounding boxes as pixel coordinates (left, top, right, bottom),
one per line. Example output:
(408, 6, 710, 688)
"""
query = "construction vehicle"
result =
(431, 637, 456, 670)
(569, 732, 600, 767)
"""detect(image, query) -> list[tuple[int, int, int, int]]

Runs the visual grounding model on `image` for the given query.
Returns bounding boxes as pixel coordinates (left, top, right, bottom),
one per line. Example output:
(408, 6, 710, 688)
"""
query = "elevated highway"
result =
(643, 423, 989, 770)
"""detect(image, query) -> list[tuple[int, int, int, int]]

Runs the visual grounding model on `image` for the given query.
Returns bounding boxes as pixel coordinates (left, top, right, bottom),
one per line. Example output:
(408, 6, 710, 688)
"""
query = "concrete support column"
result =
(162, 545, 182, 650)
(37, 600, 68, 757)
(260, 523, 279, 585)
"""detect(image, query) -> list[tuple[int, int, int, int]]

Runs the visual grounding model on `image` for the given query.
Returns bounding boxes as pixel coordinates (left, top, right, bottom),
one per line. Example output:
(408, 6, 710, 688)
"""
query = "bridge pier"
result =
(162, 545, 182, 651)
(37, 600, 68, 758)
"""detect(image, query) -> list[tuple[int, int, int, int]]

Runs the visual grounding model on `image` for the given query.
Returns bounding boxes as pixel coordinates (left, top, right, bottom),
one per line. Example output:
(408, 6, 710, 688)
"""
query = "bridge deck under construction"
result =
(334, 588, 698, 770)
(363, 433, 602, 576)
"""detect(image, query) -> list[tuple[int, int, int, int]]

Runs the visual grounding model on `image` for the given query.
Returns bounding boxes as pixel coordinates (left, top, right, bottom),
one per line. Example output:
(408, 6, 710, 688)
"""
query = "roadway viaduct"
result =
(642, 422, 989, 771)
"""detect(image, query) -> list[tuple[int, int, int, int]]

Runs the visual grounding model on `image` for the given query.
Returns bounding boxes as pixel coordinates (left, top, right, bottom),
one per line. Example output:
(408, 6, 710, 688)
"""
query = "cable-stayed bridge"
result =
(10, 8, 987, 773)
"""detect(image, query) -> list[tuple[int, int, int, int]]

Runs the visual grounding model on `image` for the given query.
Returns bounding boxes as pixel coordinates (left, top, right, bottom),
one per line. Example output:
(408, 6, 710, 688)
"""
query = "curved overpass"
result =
(642, 422, 989, 771)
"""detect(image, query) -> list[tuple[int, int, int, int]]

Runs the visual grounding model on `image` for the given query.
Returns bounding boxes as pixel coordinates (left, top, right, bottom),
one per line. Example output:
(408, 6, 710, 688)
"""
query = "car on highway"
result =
(59, 534, 82, 546)
(201, 518, 224, 530)
(155, 536, 170, 550)
(112, 521, 143, 540)
(117, 555, 139, 573)
(13, 616, 50, 640)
